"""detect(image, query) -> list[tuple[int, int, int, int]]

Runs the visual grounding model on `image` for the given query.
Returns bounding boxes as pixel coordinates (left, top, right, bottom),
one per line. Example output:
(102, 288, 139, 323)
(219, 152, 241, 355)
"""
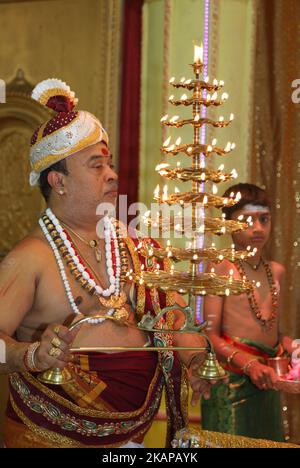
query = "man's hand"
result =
(187, 353, 228, 406)
(34, 324, 76, 371)
(247, 361, 279, 390)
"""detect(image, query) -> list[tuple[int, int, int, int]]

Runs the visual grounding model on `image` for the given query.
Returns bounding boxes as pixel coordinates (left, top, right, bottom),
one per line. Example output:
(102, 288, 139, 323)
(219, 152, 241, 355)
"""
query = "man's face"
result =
(231, 207, 271, 251)
(62, 141, 118, 216)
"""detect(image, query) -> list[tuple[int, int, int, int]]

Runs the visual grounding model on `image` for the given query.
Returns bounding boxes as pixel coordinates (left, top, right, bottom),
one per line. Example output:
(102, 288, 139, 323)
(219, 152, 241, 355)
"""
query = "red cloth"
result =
(118, 0, 143, 212)
(74, 351, 158, 412)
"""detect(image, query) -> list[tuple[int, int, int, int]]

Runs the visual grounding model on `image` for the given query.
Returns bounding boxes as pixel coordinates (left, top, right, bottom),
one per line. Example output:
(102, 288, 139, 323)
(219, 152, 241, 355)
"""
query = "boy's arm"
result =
(276, 263, 298, 355)
(203, 261, 279, 390)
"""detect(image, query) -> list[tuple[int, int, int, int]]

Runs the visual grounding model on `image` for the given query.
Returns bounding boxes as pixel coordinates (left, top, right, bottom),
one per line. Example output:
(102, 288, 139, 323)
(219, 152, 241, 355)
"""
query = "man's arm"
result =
(0, 239, 74, 374)
(0, 243, 37, 373)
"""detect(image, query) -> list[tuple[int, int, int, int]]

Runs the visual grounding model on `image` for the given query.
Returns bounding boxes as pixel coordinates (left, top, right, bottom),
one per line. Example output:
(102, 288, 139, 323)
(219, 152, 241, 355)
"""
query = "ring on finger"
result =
(53, 326, 61, 335)
(51, 337, 61, 348)
(49, 347, 61, 358)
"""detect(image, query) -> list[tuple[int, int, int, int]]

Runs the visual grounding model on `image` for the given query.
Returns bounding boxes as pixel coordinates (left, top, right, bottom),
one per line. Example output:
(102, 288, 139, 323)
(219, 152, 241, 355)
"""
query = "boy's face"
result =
(230, 205, 271, 251)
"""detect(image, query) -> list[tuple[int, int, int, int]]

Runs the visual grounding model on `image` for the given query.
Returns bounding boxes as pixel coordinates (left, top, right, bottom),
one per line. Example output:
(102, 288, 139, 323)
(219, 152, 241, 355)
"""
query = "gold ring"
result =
(53, 326, 61, 335)
(51, 337, 61, 348)
(49, 347, 61, 358)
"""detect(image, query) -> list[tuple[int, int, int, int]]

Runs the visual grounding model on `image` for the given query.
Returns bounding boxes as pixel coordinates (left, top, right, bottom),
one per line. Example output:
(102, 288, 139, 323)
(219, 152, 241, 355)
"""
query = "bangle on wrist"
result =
(227, 350, 239, 365)
(23, 342, 41, 372)
(242, 358, 258, 376)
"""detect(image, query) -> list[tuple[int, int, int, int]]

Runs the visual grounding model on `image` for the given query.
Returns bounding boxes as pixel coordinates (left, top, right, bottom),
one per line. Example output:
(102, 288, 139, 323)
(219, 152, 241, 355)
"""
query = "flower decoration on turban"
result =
(29, 78, 108, 186)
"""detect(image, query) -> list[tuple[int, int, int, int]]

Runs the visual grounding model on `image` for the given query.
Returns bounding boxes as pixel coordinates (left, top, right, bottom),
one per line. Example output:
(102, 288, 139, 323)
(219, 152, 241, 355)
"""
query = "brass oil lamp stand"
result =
(38, 45, 256, 387)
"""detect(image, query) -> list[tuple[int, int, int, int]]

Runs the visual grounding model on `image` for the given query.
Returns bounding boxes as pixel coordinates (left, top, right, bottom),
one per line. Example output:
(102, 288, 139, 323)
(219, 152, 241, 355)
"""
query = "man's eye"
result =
(260, 215, 270, 223)
(110, 164, 115, 170)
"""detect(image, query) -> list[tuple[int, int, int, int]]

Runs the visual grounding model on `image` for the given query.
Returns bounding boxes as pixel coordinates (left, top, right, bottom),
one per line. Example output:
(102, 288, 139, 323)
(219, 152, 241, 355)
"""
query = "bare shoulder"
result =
(208, 259, 233, 275)
(1, 228, 50, 277)
(269, 260, 285, 281)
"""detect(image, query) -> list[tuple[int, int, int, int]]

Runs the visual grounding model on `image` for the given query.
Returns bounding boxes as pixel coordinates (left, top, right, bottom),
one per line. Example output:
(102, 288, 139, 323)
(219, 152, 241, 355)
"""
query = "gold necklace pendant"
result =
(113, 306, 130, 325)
(98, 290, 127, 309)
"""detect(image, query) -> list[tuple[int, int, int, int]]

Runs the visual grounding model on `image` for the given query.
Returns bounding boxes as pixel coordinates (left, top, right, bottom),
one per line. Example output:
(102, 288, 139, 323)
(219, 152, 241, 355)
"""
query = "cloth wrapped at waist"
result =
(5, 351, 163, 448)
(221, 334, 283, 375)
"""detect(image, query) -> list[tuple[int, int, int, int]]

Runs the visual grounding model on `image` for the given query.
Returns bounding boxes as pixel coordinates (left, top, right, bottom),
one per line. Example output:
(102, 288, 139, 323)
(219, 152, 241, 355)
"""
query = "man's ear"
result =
(47, 171, 65, 195)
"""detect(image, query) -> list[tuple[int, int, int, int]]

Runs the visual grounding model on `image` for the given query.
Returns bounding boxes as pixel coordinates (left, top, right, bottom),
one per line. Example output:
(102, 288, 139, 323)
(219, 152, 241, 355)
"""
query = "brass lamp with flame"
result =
(38, 44, 254, 388)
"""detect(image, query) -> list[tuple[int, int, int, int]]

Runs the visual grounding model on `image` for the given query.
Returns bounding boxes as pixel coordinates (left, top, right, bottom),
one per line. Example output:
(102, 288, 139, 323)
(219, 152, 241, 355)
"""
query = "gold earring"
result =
(59, 190, 64, 195)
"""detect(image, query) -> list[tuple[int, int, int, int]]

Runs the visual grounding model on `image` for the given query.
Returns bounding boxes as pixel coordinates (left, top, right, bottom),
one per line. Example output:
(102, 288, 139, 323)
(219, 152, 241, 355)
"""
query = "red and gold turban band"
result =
(29, 78, 108, 186)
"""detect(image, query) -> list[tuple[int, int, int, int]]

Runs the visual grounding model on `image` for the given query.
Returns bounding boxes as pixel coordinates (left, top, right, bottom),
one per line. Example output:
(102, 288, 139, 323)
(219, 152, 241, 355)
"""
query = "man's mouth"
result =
(105, 189, 118, 196)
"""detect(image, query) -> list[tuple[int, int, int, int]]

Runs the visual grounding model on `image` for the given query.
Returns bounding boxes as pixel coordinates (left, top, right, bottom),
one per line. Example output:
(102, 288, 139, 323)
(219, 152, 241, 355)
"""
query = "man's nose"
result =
(106, 167, 118, 182)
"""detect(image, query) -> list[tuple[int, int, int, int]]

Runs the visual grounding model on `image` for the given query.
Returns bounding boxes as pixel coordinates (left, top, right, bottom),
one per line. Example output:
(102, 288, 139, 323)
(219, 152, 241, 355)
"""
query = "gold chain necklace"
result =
(59, 219, 102, 262)
(243, 257, 263, 271)
(236, 258, 278, 331)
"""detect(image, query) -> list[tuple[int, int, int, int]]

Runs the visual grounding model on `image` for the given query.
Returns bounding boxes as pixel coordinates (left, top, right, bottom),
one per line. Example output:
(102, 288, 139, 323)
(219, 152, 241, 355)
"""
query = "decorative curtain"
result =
(118, 0, 143, 211)
(250, 0, 300, 443)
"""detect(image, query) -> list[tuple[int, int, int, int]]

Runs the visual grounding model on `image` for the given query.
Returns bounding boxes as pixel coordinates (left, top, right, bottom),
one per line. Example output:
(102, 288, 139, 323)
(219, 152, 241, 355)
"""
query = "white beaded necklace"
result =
(39, 208, 121, 324)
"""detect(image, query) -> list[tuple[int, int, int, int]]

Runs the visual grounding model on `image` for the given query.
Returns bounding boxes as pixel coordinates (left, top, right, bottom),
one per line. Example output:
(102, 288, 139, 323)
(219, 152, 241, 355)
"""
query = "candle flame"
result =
(175, 137, 182, 146)
(169, 77, 176, 83)
(218, 163, 225, 171)
(170, 115, 179, 123)
(231, 168, 238, 178)
(230, 113, 234, 121)
(219, 116, 224, 122)
(212, 138, 217, 146)
(162, 185, 168, 201)
(194, 44, 203, 64)
(213, 184, 218, 195)
(194, 114, 200, 122)
(154, 185, 160, 198)
(211, 91, 218, 100)
(161, 114, 168, 122)
(163, 136, 171, 147)
(155, 163, 169, 171)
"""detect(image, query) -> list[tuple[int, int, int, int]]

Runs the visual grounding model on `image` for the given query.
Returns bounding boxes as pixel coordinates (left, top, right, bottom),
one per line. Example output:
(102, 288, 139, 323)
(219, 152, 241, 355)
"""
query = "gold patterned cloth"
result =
(29, 78, 108, 186)
(173, 428, 299, 448)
